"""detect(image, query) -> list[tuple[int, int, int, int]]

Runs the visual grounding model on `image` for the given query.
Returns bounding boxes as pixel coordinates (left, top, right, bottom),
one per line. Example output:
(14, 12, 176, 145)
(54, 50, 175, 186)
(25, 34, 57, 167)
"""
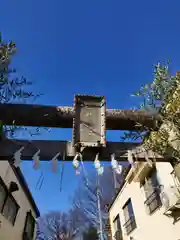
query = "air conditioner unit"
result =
(160, 186, 180, 216)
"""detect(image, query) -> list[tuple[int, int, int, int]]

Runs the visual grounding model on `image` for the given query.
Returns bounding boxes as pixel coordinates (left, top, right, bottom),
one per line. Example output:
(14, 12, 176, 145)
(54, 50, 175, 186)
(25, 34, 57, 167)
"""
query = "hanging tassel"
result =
(72, 153, 80, 168)
(72, 153, 81, 175)
(111, 153, 118, 169)
(94, 153, 101, 169)
(111, 153, 123, 174)
(79, 153, 89, 185)
(35, 171, 44, 190)
(60, 152, 65, 192)
(94, 153, 104, 176)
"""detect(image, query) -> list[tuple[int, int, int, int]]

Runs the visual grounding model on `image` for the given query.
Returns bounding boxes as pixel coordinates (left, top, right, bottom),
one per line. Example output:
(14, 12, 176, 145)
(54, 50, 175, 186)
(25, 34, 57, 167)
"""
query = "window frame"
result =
(144, 189, 162, 214)
(2, 193, 20, 225)
(0, 176, 19, 225)
(113, 214, 121, 231)
(23, 210, 36, 240)
(122, 199, 137, 235)
(114, 230, 123, 240)
(113, 214, 123, 240)
(142, 169, 162, 215)
(0, 177, 8, 212)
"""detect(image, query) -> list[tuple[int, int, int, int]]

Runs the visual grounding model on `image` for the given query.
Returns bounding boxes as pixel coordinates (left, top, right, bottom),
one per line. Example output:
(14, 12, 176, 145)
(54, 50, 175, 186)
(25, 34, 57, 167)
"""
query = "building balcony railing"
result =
(123, 216, 136, 235)
(144, 189, 162, 214)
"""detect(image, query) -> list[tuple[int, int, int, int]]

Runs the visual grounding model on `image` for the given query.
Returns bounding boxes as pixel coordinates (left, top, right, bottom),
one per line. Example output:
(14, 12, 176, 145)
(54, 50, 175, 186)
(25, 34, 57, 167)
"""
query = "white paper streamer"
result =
(14, 146, 24, 167)
(72, 153, 80, 169)
(51, 152, 60, 172)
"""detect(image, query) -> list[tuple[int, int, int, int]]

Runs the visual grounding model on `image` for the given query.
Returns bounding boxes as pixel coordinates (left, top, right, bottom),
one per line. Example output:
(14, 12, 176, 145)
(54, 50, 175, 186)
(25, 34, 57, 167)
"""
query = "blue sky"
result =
(1, 0, 180, 214)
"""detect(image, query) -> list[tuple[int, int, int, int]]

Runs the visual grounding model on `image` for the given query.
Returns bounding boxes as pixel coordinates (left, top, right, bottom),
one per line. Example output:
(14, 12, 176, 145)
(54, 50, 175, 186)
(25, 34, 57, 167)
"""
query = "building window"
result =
(23, 211, 35, 240)
(123, 199, 136, 235)
(143, 169, 161, 214)
(0, 178, 7, 212)
(2, 195, 19, 225)
(0, 177, 19, 225)
(113, 214, 123, 240)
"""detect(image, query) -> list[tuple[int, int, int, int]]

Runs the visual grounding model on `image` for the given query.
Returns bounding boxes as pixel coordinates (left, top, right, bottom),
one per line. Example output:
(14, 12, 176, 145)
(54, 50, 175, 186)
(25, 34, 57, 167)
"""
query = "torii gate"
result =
(0, 94, 164, 162)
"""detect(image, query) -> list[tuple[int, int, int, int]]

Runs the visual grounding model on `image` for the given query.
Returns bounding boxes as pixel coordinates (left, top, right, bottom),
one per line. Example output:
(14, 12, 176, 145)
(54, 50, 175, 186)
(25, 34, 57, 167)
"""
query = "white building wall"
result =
(109, 162, 180, 240)
(0, 161, 37, 240)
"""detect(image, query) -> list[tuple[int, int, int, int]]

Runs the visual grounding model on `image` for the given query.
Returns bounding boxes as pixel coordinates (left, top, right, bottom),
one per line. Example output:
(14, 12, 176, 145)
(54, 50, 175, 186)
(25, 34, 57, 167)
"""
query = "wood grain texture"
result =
(0, 103, 161, 130)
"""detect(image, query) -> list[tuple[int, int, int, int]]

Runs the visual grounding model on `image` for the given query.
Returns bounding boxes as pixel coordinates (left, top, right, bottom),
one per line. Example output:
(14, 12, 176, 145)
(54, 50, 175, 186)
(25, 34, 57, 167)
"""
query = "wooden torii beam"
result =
(0, 139, 137, 161)
(0, 139, 165, 161)
(0, 102, 165, 162)
(0, 103, 160, 130)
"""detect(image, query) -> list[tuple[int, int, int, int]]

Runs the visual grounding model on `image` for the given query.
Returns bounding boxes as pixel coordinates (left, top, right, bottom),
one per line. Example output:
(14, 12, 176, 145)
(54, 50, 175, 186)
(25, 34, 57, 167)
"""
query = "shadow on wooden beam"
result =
(0, 103, 161, 130)
(0, 139, 167, 162)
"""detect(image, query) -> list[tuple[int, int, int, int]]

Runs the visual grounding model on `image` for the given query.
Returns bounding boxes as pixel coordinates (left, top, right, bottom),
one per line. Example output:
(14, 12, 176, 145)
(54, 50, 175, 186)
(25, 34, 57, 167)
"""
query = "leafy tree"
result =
(122, 61, 180, 161)
(0, 33, 43, 138)
(36, 223, 46, 240)
(0, 33, 34, 103)
(83, 226, 98, 240)
(36, 211, 78, 240)
(71, 166, 128, 237)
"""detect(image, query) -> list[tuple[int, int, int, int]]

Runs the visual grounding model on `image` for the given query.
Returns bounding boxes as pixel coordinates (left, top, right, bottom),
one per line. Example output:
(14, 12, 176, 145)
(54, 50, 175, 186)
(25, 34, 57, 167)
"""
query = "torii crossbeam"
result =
(0, 95, 164, 162)
(0, 103, 160, 130)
